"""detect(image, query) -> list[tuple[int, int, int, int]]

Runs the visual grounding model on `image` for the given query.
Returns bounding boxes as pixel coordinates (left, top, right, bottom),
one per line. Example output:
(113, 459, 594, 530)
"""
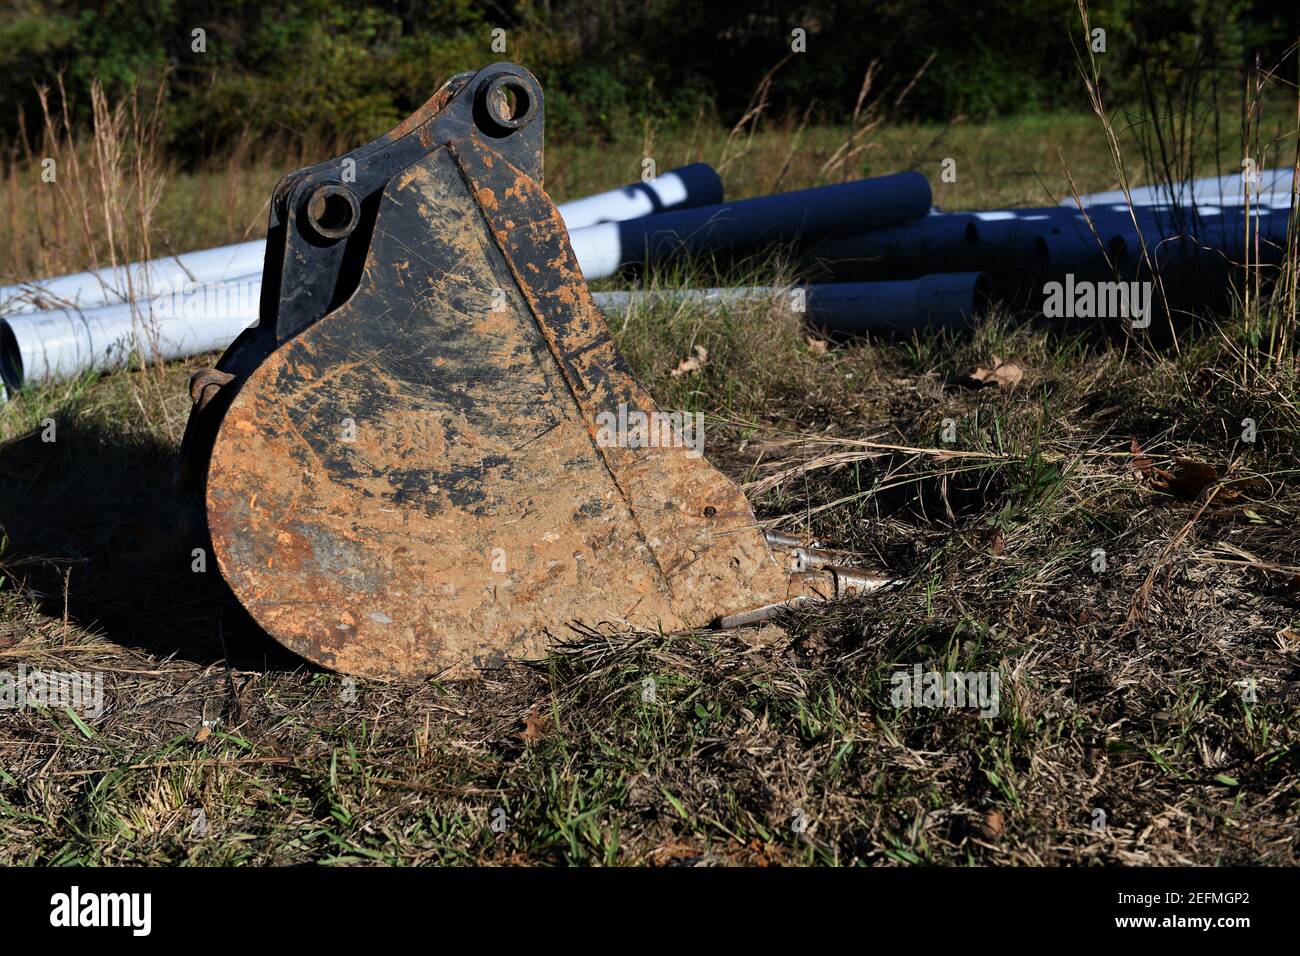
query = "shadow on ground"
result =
(0, 412, 304, 672)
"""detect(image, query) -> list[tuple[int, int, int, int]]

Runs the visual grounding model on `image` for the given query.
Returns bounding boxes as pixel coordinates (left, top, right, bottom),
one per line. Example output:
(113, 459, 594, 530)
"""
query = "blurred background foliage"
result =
(1, 0, 1297, 164)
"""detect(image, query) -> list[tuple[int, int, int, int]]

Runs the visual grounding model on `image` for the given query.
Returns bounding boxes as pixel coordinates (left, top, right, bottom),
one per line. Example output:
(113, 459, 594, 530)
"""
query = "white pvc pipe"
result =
(591, 288, 766, 312)
(1067, 168, 1296, 210)
(569, 172, 933, 281)
(0, 242, 266, 317)
(0, 165, 724, 316)
(1, 275, 261, 390)
(3, 279, 754, 391)
(0, 211, 647, 388)
(591, 273, 990, 335)
(2, 269, 989, 391)
(567, 222, 626, 282)
(557, 163, 722, 230)
(0, 216, 644, 388)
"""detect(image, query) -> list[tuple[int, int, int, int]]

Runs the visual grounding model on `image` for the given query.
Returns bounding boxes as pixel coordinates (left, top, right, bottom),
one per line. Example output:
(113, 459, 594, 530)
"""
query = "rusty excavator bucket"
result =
(180, 63, 885, 679)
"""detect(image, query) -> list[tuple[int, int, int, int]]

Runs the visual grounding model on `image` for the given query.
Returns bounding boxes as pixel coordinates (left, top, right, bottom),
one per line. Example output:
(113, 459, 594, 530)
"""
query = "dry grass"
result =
(1, 65, 1298, 865)
(3, 80, 165, 294)
(0, 289, 1297, 864)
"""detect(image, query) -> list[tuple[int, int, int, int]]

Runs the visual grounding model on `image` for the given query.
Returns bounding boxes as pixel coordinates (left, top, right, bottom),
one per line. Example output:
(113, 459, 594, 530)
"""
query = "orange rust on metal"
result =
(367, 78, 456, 150)
(451, 141, 788, 622)
(189, 368, 235, 410)
(196, 64, 842, 681)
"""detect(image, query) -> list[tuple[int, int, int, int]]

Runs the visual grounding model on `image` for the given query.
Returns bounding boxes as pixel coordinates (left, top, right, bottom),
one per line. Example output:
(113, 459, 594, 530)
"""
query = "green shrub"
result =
(0, 0, 1288, 162)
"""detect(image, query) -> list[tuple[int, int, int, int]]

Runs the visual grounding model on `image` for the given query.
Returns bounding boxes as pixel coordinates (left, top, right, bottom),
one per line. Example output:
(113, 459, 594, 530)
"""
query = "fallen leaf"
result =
(969, 355, 1023, 388)
(988, 531, 1005, 556)
(519, 706, 548, 743)
(195, 724, 212, 744)
(980, 810, 1005, 839)
(670, 344, 708, 377)
(1128, 436, 1155, 478)
(1150, 458, 1220, 501)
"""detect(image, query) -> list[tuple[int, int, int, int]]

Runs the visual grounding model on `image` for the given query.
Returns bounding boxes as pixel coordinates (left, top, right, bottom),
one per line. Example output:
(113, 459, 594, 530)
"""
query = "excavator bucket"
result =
(180, 63, 883, 679)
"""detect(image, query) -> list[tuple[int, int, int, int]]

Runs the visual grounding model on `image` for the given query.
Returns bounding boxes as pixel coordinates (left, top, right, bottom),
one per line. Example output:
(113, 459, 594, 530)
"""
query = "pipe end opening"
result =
(0, 321, 24, 393)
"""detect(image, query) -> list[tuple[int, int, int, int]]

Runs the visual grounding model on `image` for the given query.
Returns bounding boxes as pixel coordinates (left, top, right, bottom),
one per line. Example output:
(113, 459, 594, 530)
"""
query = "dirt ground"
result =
(1, 294, 1296, 865)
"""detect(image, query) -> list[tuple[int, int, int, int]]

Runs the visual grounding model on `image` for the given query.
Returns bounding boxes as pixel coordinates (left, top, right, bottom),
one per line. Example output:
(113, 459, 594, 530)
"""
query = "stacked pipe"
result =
(809, 171, 1294, 282)
(6, 162, 1290, 395)
(973, 197, 1293, 275)
(0, 163, 727, 316)
(2, 164, 728, 390)
(591, 273, 989, 335)
(570, 172, 931, 279)
(3, 166, 956, 392)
